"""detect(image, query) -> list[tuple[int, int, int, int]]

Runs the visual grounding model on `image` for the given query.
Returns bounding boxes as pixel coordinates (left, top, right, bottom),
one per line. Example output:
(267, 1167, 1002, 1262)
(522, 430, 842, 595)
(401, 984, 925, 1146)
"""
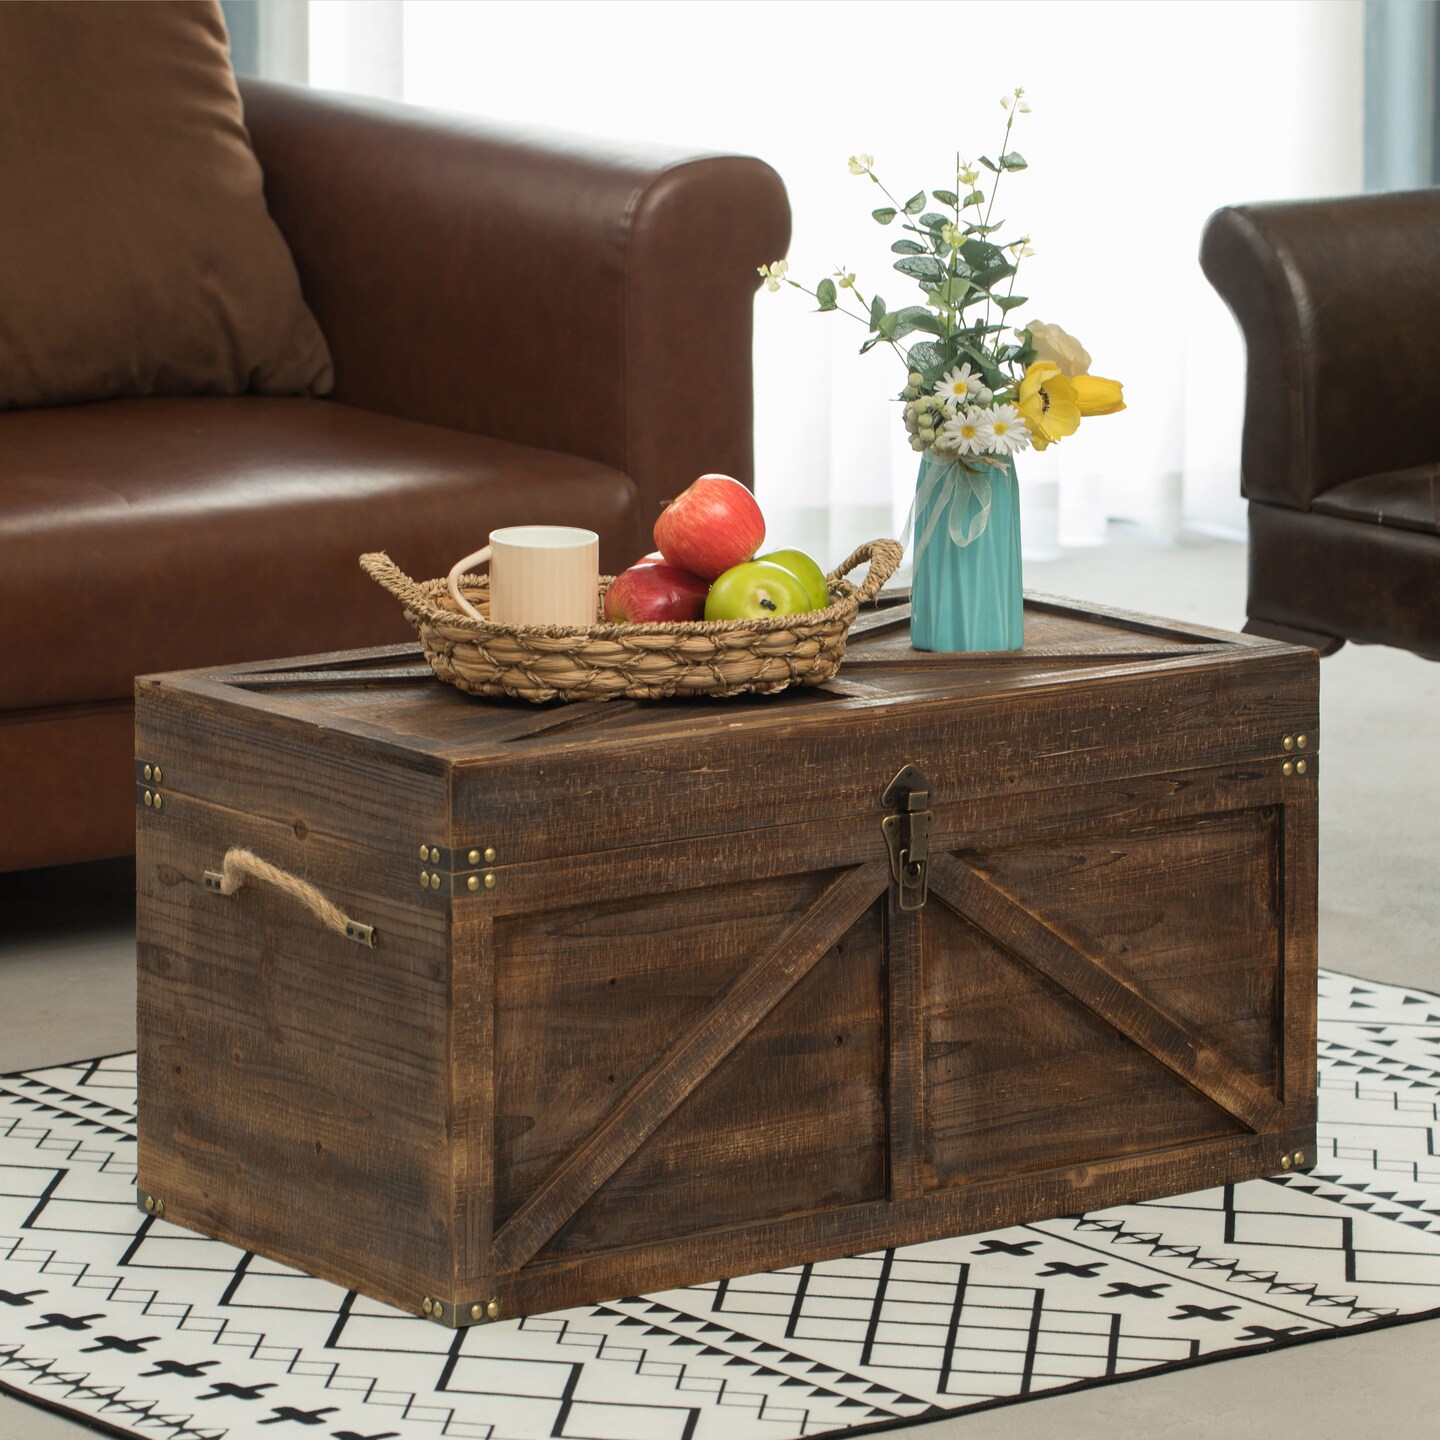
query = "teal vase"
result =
(909, 452, 1024, 652)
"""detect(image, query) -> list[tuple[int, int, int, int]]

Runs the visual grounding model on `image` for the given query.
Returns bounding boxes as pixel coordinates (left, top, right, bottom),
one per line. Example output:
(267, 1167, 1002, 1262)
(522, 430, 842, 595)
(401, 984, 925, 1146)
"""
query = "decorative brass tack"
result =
(419, 844, 430, 860)
(1293, 1149, 1305, 1165)
(486, 1298, 500, 1320)
(470, 1303, 482, 1321)
(153, 794, 163, 811)
(431, 872, 442, 890)
(483, 872, 497, 890)
(433, 1302, 444, 1321)
(1296, 759, 1307, 775)
(422, 1297, 433, 1315)
(143, 764, 153, 781)
(1282, 761, 1294, 777)
(1296, 734, 1308, 749)
(484, 846, 497, 863)
(144, 790, 154, 807)
(144, 1194, 155, 1213)
(467, 876, 480, 892)
(1282, 735, 1295, 751)
(153, 766, 163, 784)
(1280, 1154, 1291, 1169)
(468, 849, 480, 866)
(420, 871, 429, 887)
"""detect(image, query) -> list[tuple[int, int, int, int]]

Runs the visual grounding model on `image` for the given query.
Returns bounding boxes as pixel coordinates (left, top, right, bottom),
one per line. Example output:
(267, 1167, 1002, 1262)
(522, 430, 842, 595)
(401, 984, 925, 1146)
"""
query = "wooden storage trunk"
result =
(135, 594, 1319, 1329)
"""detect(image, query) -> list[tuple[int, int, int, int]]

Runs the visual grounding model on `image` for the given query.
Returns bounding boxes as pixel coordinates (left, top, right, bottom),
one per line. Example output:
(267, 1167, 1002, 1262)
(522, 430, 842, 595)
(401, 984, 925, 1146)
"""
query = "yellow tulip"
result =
(1071, 374, 1126, 416)
(1016, 361, 1081, 451)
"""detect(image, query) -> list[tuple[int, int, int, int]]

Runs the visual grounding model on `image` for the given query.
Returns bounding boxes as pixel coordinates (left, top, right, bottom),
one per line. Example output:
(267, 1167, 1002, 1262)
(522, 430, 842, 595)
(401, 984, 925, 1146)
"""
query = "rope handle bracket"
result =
(203, 848, 378, 949)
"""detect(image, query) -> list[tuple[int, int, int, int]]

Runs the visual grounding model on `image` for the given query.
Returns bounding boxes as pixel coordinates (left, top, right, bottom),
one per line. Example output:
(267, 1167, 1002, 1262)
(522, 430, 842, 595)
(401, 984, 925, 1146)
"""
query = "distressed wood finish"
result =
(135, 592, 1320, 1327)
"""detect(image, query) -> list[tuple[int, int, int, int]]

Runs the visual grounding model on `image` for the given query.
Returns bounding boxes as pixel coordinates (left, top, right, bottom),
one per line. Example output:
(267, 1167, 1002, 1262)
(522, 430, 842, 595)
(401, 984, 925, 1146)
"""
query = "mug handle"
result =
(447, 545, 492, 624)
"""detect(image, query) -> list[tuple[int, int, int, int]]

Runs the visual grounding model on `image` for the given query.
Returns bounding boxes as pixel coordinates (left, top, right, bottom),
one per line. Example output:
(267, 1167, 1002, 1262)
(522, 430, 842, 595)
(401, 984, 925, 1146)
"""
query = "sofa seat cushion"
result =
(0, 397, 638, 711)
(1312, 464, 1440, 538)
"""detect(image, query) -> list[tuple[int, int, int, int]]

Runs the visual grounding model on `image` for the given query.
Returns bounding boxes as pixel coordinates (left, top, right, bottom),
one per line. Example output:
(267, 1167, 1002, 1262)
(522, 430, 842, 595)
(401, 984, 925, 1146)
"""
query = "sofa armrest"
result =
(1200, 191, 1440, 511)
(240, 79, 791, 543)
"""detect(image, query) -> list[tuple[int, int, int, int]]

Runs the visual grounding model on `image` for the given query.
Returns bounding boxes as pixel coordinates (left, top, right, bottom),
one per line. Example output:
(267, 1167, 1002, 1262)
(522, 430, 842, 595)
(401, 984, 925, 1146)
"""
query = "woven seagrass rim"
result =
(359, 538, 903, 703)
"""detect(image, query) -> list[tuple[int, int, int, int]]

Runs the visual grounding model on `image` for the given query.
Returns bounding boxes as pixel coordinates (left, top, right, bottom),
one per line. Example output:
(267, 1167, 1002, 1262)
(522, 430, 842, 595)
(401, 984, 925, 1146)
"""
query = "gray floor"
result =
(1, 530, 1436, 1439)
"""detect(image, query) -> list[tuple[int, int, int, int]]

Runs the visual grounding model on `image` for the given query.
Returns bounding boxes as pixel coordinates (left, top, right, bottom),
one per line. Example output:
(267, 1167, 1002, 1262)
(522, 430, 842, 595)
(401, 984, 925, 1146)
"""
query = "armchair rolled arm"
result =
(1201, 191, 1440, 510)
(240, 79, 791, 538)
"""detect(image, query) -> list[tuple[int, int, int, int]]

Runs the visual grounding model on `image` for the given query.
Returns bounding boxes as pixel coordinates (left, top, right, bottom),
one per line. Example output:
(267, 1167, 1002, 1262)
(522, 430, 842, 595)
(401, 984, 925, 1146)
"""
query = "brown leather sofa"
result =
(1200, 191, 1440, 661)
(0, 79, 790, 873)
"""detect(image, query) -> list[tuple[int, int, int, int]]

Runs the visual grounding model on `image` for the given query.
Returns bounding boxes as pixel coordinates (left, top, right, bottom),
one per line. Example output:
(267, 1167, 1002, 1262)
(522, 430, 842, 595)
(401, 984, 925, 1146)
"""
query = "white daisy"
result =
(935, 364, 984, 411)
(941, 406, 988, 457)
(980, 402, 1031, 456)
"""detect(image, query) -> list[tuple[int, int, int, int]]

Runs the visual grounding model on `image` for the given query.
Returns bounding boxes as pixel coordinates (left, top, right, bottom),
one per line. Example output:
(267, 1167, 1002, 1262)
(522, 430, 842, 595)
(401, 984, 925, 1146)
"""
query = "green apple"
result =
(704, 560, 812, 621)
(758, 548, 830, 611)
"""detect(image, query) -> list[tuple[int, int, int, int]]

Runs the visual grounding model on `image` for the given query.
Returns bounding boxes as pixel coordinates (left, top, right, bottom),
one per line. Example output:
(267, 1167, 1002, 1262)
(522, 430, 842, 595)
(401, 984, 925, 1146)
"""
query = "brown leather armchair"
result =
(0, 80, 790, 873)
(1200, 191, 1440, 661)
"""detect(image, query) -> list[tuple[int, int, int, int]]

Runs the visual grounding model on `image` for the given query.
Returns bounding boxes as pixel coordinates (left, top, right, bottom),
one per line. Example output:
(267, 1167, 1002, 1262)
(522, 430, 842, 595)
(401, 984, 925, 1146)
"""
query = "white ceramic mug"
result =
(447, 525, 600, 629)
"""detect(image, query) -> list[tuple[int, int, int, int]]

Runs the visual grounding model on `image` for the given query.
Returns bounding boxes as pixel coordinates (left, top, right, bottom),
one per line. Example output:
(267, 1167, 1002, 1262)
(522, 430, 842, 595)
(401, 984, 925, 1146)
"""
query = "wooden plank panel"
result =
(1280, 775, 1320, 1123)
(491, 870, 846, 1222)
(490, 860, 890, 1272)
(451, 652, 1318, 866)
(928, 853, 1283, 1134)
(886, 891, 925, 1201)
(449, 914, 495, 1299)
(540, 899, 888, 1256)
(967, 809, 1284, 1087)
(923, 905, 1244, 1187)
(504, 1127, 1315, 1317)
(136, 821, 453, 1314)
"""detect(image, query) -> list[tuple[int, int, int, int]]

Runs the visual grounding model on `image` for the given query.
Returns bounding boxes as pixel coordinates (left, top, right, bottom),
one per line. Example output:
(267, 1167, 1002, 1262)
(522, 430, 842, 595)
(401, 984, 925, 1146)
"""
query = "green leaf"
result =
(871, 207, 897, 225)
(995, 294, 1028, 311)
(932, 188, 960, 207)
(963, 189, 984, 207)
(1000, 150, 1028, 171)
(919, 211, 951, 230)
(893, 255, 945, 283)
(869, 293, 886, 327)
(903, 190, 926, 215)
(890, 239, 926, 255)
(877, 312, 900, 339)
(816, 278, 838, 311)
(977, 155, 999, 173)
(888, 305, 946, 339)
(906, 340, 946, 378)
(860, 335, 884, 354)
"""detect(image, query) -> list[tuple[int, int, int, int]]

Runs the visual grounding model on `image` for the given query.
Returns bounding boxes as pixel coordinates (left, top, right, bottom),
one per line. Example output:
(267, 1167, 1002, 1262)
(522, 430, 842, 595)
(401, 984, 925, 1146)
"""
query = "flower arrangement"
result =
(758, 89, 1124, 469)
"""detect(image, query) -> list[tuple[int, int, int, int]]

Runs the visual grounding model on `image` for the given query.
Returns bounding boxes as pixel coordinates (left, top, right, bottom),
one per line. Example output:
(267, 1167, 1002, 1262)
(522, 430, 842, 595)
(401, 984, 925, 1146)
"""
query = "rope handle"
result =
(203, 847, 377, 949)
(826, 539, 904, 604)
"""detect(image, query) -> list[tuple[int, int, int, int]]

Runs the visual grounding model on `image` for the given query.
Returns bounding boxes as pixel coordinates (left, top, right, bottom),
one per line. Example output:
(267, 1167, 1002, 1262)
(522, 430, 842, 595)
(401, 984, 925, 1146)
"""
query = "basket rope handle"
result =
(827, 539, 904, 604)
(360, 552, 434, 613)
(203, 847, 377, 948)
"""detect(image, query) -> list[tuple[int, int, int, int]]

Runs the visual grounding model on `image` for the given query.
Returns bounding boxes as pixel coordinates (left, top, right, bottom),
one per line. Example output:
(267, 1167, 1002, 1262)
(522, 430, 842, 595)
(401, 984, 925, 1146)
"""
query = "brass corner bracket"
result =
(421, 1294, 502, 1328)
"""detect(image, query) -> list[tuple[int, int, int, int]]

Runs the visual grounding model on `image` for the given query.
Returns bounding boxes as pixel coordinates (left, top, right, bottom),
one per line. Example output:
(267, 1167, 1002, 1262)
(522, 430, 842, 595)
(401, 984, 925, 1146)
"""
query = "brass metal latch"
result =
(882, 764, 934, 911)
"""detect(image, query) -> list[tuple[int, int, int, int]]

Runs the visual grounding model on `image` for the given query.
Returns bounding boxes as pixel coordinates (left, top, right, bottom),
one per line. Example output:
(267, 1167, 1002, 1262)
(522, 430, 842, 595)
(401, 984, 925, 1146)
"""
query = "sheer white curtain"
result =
(299, 0, 1363, 568)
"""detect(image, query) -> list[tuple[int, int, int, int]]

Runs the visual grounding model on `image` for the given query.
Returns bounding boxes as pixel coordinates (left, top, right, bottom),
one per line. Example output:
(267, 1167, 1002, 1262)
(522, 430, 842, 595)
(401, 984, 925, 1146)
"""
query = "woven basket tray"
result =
(360, 539, 903, 703)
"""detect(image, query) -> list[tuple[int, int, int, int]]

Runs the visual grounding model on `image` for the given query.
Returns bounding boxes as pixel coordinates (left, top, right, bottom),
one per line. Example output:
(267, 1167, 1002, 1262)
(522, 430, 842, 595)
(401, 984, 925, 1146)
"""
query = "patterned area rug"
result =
(2, 969, 1438, 1440)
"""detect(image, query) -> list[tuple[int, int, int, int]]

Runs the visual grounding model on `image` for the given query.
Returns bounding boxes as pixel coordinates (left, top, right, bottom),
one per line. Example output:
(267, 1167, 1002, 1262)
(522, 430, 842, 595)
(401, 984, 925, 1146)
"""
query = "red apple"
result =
(633, 551, 667, 566)
(603, 562, 709, 623)
(654, 474, 765, 582)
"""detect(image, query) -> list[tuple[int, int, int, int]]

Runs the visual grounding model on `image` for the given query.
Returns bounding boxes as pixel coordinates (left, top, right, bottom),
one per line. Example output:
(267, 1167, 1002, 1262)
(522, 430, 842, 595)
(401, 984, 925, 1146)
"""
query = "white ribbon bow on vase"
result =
(901, 457, 995, 567)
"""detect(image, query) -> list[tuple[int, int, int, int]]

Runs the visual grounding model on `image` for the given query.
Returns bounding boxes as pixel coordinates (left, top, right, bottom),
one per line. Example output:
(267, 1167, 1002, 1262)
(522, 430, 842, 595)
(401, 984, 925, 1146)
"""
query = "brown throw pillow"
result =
(0, 1, 332, 409)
